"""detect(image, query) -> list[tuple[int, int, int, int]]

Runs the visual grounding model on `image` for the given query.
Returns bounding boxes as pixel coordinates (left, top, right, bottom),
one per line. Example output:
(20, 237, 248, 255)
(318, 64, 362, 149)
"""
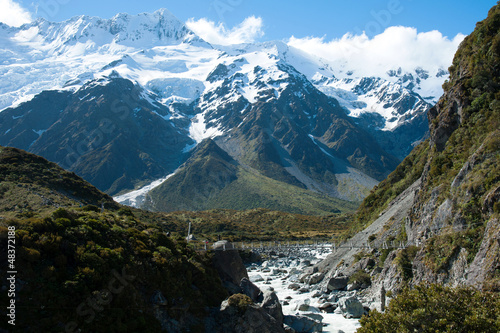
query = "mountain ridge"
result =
(0, 8, 444, 213)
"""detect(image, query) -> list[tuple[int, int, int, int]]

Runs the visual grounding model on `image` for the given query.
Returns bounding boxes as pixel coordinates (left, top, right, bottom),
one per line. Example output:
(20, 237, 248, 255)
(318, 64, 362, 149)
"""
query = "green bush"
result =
(52, 208, 71, 219)
(349, 270, 371, 286)
(394, 246, 419, 281)
(82, 204, 101, 212)
(227, 294, 253, 312)
(117, 207, 134, 217)
(359, 284, 500, 333)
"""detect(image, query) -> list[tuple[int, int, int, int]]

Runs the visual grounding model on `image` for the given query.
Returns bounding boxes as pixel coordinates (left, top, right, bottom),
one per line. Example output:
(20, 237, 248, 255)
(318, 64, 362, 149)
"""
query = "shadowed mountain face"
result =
(0, 77, 194, 195)
(144, 139, 359, 215)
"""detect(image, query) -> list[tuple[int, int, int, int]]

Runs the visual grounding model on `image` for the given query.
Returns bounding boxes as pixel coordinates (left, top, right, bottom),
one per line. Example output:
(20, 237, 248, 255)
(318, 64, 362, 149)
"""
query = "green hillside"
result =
(146, 139, 358, 215)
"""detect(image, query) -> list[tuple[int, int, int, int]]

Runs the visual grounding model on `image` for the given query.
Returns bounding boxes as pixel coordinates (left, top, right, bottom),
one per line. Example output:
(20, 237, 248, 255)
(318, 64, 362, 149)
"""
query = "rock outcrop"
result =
(218, 294, 285, 333)
(212, 240, 249, 294)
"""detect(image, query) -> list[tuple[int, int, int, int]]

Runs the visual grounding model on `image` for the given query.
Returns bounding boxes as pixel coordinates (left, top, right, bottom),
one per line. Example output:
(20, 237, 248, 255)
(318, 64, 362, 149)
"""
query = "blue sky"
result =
(3, 0, 497, 41)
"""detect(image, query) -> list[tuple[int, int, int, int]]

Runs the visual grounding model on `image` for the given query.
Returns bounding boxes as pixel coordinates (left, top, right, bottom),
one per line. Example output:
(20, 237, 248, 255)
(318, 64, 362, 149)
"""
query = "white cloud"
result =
(288, 26, 466, 79)
(0, 0, 32, 27)
(186, 16, 264, 46)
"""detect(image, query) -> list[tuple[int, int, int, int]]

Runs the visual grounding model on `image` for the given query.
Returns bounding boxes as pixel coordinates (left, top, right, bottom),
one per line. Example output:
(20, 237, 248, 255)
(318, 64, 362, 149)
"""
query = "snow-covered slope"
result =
(0, 8, 215, 110)
(313, 76, 430, 131)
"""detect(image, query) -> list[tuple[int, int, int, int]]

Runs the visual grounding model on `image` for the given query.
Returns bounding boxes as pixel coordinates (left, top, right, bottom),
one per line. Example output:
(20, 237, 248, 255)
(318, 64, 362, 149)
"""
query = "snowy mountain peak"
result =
(6, 8, 204, 53)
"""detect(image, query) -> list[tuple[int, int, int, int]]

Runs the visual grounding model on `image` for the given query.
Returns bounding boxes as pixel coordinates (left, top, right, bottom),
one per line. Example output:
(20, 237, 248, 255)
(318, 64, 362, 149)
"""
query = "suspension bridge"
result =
(191, 239, 418, 253)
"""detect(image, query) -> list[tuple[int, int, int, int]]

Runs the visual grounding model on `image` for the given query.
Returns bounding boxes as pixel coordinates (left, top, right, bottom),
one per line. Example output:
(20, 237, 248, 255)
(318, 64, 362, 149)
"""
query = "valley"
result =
(0, 1, 499, 332)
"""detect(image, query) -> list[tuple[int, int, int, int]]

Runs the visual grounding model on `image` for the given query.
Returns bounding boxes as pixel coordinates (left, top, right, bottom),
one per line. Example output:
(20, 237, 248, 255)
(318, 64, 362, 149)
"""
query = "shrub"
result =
(117, 207, 134, 217)
(349, 270, 371, 287)
(82, 204, 100, 212)
(52, 208, 71, 219)
(358, 284, 500, 333)
(227, 294, 253, 312)
(394, 246, 419, 281)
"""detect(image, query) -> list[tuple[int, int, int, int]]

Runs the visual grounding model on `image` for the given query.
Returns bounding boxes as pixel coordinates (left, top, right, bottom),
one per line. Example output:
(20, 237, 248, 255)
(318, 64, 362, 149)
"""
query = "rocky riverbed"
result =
(245, 246, 380, 333)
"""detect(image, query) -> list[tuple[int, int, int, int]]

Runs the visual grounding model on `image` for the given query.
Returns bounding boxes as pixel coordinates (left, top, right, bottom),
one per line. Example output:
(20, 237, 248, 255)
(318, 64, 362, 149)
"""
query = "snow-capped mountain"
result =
(0, 9, 445, 213)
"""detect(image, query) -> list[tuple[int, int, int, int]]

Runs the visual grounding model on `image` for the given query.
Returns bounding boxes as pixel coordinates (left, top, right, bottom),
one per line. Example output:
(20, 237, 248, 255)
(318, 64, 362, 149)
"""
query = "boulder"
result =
(318, 302, 336, 313)
(347, 283, 359, 291)
(298, 303, 310, 311)
(326, 275, 349, 291)
(304, 266, 319, 275)
(299, 286, 310, 293)
(357, 257, 376, 270)
(212, 241, 248, 291)
(307, 272, 324, 285)
(240, 250, 263, 264)
(260, 290, 284, 325)
(250, 274, 264, 283)
(240, 278, 262, 303)
(338, 295, 364, 319)
(303, 313, 323, 323)
(284, 315, 322, 333)
(219, 297, 285, 333)
(223, 280, 243, 295)
(301, 260, 311, 267)
(288, 283, 301, 291)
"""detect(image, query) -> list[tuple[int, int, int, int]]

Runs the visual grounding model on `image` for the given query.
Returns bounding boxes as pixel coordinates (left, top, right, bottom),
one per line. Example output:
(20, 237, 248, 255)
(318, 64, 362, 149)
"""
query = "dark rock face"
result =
(260, 290, 284, 326)
(212, 241, 249, 293)
(327, 275, 349, 291)
(283, 315, 322, 333)
(428, 94, 463, 152)
(240, 278, 263, 303)
(0, 77, 193, 195)
(218, 302, 285, 333)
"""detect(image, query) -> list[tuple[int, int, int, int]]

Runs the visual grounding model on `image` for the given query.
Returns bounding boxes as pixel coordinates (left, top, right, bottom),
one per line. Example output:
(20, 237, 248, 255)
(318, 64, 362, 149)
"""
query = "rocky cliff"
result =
(310, 3, 500, 298)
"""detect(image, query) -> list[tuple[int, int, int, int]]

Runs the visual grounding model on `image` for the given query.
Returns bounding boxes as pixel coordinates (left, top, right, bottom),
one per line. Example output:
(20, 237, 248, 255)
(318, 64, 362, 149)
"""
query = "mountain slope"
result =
(0, 76, 194, 195)
(0, 145, 118, 215)
(0, 9, 441, 213)
(145, 139, 238, 212)
(145, 139, 358, 215)
(312, 3, 500, 293)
